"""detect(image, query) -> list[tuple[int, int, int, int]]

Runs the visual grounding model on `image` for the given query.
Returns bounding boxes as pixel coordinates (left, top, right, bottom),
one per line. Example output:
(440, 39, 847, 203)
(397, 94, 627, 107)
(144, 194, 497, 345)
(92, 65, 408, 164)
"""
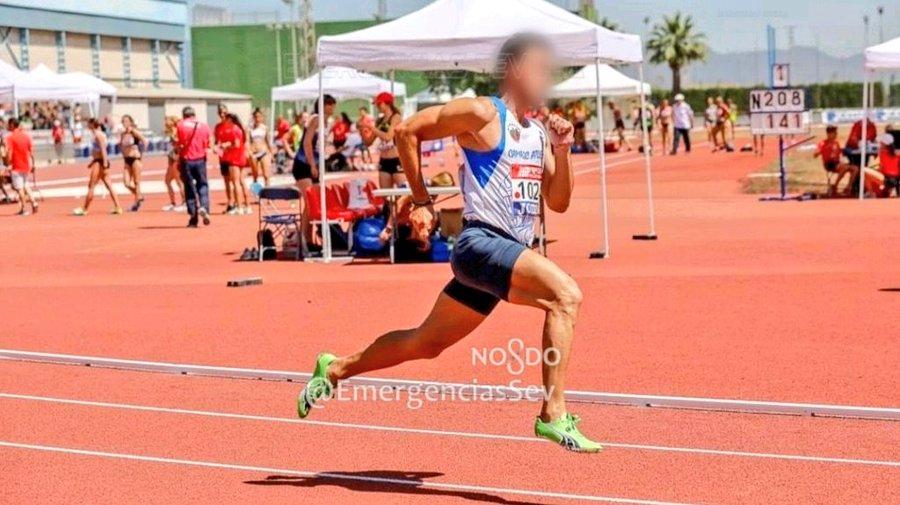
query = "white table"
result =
(370, 185, 546, 263)
(371, 186, 462, 263)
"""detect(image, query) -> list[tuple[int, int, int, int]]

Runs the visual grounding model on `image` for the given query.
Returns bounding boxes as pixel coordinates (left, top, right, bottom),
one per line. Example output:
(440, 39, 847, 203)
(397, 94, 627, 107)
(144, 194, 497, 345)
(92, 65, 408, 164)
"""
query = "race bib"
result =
(510, 163, 543, 216)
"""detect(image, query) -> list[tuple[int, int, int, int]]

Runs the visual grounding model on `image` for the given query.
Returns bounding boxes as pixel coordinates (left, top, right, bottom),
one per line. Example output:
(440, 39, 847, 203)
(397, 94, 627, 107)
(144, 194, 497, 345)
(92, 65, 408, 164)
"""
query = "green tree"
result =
(646, 12, 708, 94)
(597, 17, 619, 32)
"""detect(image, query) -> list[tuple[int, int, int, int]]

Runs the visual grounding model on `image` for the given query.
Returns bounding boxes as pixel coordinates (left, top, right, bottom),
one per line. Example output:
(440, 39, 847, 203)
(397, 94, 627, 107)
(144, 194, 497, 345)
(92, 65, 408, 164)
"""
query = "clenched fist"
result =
(546, 114, 574, 149)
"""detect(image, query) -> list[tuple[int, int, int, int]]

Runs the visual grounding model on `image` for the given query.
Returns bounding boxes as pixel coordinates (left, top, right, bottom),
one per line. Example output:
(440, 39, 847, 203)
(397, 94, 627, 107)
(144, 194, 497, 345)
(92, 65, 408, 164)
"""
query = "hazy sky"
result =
(206, 0, 898, 57)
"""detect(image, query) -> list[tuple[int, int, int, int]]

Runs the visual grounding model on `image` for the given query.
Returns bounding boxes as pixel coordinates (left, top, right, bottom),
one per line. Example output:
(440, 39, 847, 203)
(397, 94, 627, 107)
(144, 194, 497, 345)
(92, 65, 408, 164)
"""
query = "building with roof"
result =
(1, 0, 251, 132)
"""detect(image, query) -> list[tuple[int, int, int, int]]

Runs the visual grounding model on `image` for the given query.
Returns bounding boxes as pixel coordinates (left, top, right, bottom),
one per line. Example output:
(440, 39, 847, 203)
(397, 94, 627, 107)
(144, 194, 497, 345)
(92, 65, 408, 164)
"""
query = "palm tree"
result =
(646, 13, 708, 94)
(597, 17, 619, 32)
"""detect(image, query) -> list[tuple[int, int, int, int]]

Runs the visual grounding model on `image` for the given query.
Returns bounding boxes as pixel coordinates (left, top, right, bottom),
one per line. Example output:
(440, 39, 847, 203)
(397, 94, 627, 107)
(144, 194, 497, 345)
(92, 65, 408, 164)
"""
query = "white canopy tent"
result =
(11, 64, 100, 103)
(271, 66, 406, 102)
(1, 64, 112, 118)
(315, 0, 654, 261)
(0, 60, 20, 103)
(859, 36, 900, 199)
(551, 64, 651, 98)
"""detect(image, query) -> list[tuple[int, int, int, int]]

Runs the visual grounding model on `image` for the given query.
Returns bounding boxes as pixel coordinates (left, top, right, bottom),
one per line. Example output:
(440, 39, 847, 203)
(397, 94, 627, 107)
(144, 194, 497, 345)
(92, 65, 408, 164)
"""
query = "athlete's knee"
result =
(549, 277, 582, 320)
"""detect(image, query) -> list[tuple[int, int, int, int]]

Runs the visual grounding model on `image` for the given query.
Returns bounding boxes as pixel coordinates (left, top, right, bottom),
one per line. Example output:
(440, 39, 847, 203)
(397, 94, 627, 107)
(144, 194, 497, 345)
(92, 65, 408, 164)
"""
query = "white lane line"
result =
(2, 393, 897, 468)
(0, 440, 687, 505)
(5, 349, 895, 420)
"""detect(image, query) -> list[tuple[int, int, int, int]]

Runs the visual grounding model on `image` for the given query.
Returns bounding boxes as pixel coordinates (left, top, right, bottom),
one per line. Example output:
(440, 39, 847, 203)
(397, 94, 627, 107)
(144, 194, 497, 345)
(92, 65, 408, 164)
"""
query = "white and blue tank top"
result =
(459, 97, 546, 245)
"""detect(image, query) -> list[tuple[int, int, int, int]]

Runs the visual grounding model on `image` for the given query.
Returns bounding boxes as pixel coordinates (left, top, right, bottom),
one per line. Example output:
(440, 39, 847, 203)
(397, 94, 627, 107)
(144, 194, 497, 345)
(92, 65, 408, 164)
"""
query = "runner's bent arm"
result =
(395, 98, 496, 204)
(542, 115, 575, 213)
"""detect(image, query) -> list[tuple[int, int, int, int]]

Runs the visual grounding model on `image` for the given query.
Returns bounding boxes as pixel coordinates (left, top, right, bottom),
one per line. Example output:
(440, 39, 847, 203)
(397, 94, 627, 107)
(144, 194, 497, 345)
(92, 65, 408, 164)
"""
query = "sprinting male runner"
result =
(298, 33, 601, 453)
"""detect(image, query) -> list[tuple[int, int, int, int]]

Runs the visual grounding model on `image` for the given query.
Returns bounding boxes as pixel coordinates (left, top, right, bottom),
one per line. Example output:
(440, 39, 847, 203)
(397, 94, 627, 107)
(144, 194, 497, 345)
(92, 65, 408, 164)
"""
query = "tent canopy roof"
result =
(61, 71, 117, 97)
(317, 0, 642, 72)
(272, 66, 407, 102)
(551, 64, 650, 98)
(865, 36, 900, 70)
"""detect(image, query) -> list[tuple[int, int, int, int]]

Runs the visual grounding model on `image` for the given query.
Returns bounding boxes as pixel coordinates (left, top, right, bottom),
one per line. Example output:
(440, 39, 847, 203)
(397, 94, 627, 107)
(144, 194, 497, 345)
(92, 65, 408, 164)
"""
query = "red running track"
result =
(1, 139, 899, 503)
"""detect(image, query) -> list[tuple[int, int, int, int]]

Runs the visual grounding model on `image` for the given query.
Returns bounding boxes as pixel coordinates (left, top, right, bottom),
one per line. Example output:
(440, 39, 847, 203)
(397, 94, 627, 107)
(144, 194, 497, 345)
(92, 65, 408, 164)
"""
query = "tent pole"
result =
(318, 67, 331, 261)
(390, 69, 395, 95)
(634, 62, 657, 240)
(859, 71, 869, 200)
(589, 57, 610, 259)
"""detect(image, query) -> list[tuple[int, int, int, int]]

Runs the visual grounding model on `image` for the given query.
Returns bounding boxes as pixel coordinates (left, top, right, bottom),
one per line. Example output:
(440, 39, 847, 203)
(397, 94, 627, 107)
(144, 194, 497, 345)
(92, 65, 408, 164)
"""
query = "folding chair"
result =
(305, 184, 356, 254)
(257, 186, 302, 261)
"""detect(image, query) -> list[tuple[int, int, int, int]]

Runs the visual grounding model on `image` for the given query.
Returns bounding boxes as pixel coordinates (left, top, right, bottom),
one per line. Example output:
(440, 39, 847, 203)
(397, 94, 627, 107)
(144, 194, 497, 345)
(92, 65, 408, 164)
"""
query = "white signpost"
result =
(749, 86, 811, 200)
(749, 88, 808, 135)
(772, 63, 790, 88)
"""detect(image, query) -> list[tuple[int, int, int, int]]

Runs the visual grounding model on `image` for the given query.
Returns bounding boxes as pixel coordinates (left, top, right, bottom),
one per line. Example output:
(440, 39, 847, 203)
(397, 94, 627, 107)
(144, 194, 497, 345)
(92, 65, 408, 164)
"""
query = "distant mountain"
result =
(633, 46, 868, 90)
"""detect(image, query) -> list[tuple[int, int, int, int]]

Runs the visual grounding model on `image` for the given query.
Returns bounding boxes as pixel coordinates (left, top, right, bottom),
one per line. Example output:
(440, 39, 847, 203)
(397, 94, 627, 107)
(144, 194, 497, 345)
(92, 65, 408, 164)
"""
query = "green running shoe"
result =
(534, 413, 603, 453)
(297, 353, 337, 418)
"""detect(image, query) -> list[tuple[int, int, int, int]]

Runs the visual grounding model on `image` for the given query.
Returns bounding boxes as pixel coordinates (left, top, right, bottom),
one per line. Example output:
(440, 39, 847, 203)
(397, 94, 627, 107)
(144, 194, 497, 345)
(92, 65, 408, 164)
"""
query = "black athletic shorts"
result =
(379, 157, 402, 174)
(123, 155, 141, 167)
(220, 161, 233, 177)
(442, 221, 527, 316)
(824, 160, 839, 173)
(292, 158, 318, 183)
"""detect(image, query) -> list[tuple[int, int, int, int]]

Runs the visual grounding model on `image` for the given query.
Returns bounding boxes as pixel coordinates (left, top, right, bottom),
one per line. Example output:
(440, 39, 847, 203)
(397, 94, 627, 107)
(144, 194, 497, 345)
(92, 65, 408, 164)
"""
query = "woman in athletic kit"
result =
(292, 94, 337, 247)
(298, 34, 602, 453)
(119, 115, 146, 212)
(370, 92, 405, 188)
(73, 118, 123, 216)
(657, 99, 672, 154)
(218, 113, 251, 215)
(162, 116, 185, 212)
(248, 109, 273, 186)
(608, 101, 632, 151)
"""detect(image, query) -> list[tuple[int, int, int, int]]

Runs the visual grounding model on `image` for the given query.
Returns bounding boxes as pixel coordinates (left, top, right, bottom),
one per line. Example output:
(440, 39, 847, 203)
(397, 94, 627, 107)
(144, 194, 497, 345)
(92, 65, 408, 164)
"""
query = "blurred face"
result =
(707, 97, 714, 105)
(218, 107, 228, 119)
(254, 111, 263, 124)
(122, 116, 132, 128)
(324, 102, 336, 117)
(503, 45, 554, 107)
(376, 102, 390, 114)
(827, 130, 837, 140)
(662, 99, 669, 107)
(300, 112, 309, 123)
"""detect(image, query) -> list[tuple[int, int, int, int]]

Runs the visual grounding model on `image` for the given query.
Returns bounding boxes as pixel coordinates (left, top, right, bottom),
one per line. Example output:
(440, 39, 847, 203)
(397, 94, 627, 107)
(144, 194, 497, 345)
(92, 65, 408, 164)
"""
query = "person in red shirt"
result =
(51, 119, 65, 165)
(220, 113, 251, 214)
(214, 104, 238, 214)
(843, 117, 878, 168)
(815, 125, 857, 197)
(3, 118, 38, 215)
(176, 106, 212, 227)
(878, 132, 899, 197)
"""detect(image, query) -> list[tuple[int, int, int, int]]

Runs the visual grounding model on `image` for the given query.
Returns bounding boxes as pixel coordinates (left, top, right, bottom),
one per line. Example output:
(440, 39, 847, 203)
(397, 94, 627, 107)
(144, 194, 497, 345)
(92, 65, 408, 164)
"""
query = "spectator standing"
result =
(176, 106, 212, 228)
(670, 94, 693, 154)
(879, 132, 899, 197)
(214, 104, 238, 214)
(51, 120, 65, 164)
(3, 118, 38, 215)
(608, 101, 632, 151)
(657, 98, 672, 154)
(704, 97, 716, 143)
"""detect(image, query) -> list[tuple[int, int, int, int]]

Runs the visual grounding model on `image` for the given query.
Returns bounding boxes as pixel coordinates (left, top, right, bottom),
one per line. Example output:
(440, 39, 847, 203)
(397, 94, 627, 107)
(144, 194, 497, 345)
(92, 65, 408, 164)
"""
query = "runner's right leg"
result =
(328, 292, 487, 382)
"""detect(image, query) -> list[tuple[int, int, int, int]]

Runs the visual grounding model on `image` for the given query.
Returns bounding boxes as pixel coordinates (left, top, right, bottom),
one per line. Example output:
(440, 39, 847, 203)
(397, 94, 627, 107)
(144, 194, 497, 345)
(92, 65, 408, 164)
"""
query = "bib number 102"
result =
(514, 180, 540, 202)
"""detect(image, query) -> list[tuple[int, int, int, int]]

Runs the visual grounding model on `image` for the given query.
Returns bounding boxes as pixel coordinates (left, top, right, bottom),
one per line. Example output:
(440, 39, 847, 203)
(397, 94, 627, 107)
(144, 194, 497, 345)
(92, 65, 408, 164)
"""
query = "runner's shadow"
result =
(878, 288, 900, 292)
(244, 470, 544, 504)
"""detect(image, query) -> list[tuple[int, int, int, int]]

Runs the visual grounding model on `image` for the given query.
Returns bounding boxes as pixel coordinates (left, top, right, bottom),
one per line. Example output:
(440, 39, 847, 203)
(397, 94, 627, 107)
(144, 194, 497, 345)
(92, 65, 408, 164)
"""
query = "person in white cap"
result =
(670, 93, 693, 155)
